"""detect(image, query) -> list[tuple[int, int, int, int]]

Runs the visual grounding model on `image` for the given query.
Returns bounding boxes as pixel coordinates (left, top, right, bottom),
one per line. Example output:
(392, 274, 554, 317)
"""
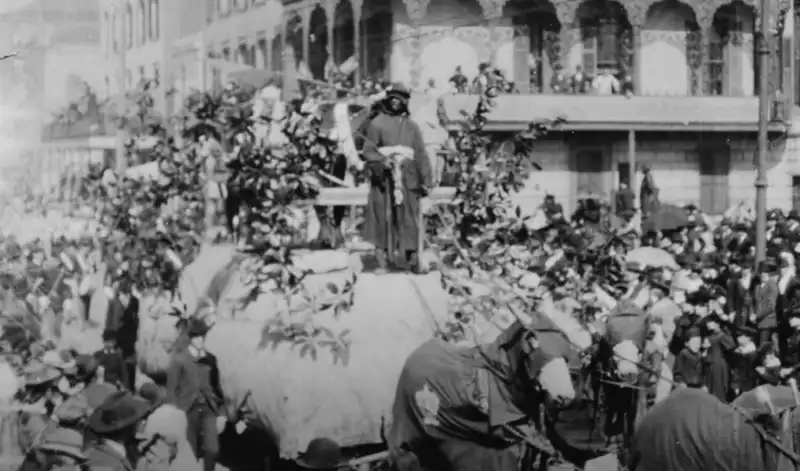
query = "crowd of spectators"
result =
(445, 62, 635, 96)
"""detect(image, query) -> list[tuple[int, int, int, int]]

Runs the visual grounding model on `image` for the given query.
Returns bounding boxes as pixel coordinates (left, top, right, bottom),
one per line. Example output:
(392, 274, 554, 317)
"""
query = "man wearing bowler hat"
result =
(361, 82, 434, 273)
(165, 318, 227, 471)
(295, 437, 348, 470)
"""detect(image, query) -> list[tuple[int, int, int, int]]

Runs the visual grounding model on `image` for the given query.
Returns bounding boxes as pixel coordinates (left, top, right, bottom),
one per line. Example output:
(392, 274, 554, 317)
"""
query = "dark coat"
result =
(726, 275, 755, 329)
(702, 331, 735, 401)
(361, 111, 433, 254)
(729, 350, 757, 395)
(93, 348, 129, 390)
(165, 350, 226, 416)
(104, 296, 139, 358)
(614, 188, 635, 219)
(670, 314, 701, 356)
(775, 275, 800, 355)
(673, 348, 704, 387)
(753, 279, 779, 330)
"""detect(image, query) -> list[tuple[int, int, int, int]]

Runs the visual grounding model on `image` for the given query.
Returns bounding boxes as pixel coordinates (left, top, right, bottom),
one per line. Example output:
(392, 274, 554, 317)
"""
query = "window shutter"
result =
(582, 34, 597, 76)
(781, 36, 792, 118)
(513, 26, 530, 93)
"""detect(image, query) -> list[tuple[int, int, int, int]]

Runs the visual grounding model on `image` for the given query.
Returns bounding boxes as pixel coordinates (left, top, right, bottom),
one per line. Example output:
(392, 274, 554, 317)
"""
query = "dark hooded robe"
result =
(361, 96, 433, 257)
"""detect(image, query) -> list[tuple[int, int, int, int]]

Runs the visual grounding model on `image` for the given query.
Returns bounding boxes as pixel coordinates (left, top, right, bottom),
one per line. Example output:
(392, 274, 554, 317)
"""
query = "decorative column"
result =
(630, 23, 642, 92)
(302, 5, 312, 68)
(353, 0, 362, 83)
(481, 0, 508, 64)
(263, 33, 271, 70)
(325, 0, 335, 85)
(399, 0, 431, 87)
(699, 17, 714, 96)
(623, 4, 647, 94)
(555, 1, 579, 74)
(780, 0, 794, 119)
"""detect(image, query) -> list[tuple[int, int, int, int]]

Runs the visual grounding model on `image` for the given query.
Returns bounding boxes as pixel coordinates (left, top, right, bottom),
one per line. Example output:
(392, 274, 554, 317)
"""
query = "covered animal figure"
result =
(388, 319, 576, 471)
(590, 299, 652, 440)
(630, 388, 800, 471)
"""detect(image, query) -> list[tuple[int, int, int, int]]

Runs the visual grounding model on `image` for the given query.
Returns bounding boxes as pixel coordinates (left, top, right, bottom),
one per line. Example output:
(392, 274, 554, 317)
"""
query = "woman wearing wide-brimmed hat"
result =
(84, 391, 154, 471)
(17, 363, 63, 454)
(54, 355, 119, 428)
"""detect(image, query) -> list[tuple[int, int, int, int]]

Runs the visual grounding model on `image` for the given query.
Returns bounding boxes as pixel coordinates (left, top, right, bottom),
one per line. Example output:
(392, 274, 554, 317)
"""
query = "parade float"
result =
(0, 73, 573, 469)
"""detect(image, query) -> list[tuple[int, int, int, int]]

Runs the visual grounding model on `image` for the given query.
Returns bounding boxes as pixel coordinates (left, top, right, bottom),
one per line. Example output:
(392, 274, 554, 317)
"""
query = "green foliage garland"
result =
(83, 80, 205, 292)
(433, 88, 565, 341)
(181, 82, 357, 362)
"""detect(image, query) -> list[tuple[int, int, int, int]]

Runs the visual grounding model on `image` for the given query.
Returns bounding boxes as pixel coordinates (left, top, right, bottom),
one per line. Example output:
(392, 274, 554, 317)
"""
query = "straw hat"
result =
(34, 427, 87, 461)
(42, 350, 77, 375)
(23, 363, 61, 387)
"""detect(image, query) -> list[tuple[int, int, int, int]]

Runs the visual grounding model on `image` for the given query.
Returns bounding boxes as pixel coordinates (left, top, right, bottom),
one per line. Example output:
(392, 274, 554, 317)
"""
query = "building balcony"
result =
(440, 93, 791, 133)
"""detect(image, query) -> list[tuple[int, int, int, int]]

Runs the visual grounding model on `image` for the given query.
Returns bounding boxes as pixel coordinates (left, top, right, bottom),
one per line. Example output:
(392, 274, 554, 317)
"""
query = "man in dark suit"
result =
(726, 256, 755, 330)
(93, 330, 129, 391)
(753, 259, 780, 350)
(776, 252, 799, 358)
(166, 319, 227, 471)
(105, 280, 139, 391)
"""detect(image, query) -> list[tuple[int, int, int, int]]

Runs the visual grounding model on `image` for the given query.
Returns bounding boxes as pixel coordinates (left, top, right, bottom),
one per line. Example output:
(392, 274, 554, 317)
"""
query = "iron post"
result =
(755, 0, 771, 265)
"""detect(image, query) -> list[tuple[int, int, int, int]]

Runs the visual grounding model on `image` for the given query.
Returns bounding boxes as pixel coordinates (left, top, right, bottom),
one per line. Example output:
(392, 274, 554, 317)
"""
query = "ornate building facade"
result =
(251, 0, 798, 213)
(39, 0, 800, 213)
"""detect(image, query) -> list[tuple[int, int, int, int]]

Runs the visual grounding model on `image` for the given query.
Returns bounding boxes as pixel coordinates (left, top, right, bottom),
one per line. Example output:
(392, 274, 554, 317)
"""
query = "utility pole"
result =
(115, 0, 127, 176)
(754, 0, 770, 265)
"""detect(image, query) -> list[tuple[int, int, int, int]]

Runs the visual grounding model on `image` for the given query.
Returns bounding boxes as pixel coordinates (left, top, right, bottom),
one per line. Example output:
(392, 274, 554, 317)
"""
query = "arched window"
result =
(149, 0, 159, 40)
(124, 4, 133, 49)
(138, 0, 146, 44)
(233, 0, 247, 10)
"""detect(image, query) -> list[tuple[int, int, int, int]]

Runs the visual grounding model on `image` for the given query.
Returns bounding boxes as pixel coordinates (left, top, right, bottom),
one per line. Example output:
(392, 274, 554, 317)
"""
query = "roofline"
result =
(446, 121, 789, 133)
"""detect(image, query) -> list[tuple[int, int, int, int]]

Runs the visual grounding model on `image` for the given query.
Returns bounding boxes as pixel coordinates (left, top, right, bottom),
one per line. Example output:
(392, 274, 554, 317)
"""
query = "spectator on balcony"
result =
(571, 65, 590, 94)
(471, 63, 491, 94)
(449, 66, 468, 93)
(550, 66, 568, 93)
(621, 71, 634, 98)
(592, 68, 620, 95)
(493, 68, 511, 93)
